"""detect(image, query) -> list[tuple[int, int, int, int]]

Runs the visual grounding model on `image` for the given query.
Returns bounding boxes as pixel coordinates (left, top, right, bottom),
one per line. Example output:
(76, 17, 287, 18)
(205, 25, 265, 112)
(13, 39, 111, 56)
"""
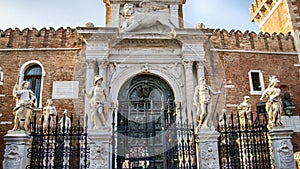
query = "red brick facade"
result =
(0, 26, 299, 165)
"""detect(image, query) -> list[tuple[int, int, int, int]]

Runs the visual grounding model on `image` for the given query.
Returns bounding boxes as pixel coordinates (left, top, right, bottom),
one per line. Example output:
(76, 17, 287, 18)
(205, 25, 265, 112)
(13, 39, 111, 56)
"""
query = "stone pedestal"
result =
(2, 131, 32, 169)
(197, 128, 220, 169)
(269, 127, 296, 169)
(88, 130, 111, 169)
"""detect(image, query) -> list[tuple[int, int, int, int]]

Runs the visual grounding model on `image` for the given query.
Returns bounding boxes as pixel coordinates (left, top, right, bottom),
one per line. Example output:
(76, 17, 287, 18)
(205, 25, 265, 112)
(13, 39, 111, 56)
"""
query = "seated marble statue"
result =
(121, 1, 176, 32)
(12, 81, 36, 131)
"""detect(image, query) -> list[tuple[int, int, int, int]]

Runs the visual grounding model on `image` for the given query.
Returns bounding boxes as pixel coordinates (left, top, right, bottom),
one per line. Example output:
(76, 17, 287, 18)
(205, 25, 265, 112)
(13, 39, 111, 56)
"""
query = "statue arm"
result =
(209, 86, 221, 95)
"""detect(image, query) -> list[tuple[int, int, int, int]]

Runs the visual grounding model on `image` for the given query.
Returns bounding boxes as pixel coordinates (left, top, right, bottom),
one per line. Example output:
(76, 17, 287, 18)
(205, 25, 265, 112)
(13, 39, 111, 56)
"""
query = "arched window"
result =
(24, 65, 42, 106)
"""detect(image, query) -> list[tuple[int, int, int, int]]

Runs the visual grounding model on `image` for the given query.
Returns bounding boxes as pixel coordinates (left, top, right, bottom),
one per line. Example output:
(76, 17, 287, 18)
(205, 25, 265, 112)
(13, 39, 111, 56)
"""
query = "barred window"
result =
(248, 70, 264, 95)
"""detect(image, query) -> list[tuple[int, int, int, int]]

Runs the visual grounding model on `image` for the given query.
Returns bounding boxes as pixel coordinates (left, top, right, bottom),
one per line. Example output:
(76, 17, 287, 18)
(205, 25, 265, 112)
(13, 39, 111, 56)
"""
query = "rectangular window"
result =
(248, 70, 264, 95)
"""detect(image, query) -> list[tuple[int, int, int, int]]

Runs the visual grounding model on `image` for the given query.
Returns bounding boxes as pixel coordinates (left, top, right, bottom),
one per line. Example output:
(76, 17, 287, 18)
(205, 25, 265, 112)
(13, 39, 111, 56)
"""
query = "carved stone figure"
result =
(42, 99, 57, 128)
(121, 1, 175, 32)
(277, 140, 295, 168)
(87, 75, 109, 129)
(3, 144, 22, 168)
(0, 66, 3, 85)
(12, 81, 36, 131)
(260, 76, 283, 129)
(59, 109, 71, 132)
(193, 77, 220, 130)
(121, 3, 135, 17)
(238, 96, 252, 127)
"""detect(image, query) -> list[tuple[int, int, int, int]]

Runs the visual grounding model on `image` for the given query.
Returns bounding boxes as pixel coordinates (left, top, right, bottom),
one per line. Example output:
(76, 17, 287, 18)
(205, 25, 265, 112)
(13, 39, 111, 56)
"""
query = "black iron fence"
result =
(111, 100, 197, 169)
(27, 113, 89, 169)
(218, 112, 272, 169)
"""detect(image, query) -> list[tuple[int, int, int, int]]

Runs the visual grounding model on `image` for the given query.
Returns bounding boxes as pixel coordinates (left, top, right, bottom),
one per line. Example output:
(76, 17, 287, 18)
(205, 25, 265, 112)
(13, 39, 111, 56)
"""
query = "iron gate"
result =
(27, 113, 89, 169)
(111, 100, 197, 169)
(218, 111, 272, 169)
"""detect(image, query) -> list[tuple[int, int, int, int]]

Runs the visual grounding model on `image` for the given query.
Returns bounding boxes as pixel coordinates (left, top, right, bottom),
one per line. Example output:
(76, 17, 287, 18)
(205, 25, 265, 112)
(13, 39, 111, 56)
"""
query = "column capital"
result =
(86, 59, 96, 69)
(182, 60, 193, 70)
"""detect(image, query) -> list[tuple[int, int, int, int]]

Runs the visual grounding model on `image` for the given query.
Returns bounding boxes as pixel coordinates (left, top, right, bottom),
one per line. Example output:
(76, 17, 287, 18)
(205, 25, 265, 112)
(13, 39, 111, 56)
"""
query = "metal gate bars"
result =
(111, 100, 197, 169)
(27, 113, 89, 169)
(218, 112, 272, 169)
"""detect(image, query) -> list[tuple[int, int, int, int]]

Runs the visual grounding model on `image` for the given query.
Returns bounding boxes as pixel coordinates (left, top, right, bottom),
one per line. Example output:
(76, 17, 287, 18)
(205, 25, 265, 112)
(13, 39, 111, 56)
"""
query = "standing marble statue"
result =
(237, 96, 252, 126)
(193, 77, 220, 130)
(260, 76, 283, 129)
(12, 81, 36, 131)
(42, 99, 57, 129)
(59, 109, 71, 132)
(86, 75, 109, 129)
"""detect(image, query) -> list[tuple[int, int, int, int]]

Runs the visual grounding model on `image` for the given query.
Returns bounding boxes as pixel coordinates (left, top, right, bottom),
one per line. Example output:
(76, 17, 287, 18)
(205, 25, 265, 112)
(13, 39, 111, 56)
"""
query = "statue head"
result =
(268, 76, 280, 87)
(47, 99, 53, 105)
(199, 77, 206, 85)
(21, 81, 29, 89)
(123, 3, 134, 16)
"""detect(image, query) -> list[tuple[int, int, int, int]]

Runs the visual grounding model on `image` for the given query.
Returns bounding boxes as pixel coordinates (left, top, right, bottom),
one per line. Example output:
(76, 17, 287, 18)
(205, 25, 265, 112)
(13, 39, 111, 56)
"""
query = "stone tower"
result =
(250, 0, 300, 34)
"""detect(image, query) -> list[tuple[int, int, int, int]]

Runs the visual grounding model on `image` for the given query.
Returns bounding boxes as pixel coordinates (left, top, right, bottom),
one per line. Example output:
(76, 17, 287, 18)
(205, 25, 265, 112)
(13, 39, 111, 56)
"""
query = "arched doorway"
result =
(115, 74, 178, 169)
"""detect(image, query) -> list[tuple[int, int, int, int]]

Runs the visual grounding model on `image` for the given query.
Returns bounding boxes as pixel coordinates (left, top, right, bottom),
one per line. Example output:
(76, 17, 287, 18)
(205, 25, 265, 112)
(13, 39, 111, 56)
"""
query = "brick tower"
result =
(250, 0, 300, 34)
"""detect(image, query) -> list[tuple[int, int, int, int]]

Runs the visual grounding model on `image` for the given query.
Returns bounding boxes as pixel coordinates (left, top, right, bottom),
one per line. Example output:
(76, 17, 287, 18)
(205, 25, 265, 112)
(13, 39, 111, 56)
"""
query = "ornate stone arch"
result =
(109, 65, 184, 106)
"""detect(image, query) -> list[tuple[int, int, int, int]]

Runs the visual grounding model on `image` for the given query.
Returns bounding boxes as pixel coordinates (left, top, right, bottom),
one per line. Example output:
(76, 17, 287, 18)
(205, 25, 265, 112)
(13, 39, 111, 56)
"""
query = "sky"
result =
(0, 0, 259, 32)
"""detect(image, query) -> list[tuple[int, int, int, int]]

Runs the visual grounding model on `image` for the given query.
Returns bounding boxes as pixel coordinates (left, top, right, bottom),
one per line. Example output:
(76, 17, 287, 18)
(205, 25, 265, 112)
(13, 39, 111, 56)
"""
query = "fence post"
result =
(88, 130, 111, 169)
(2, 131, 32, 169)
(269, 128, 296, 169)
(197, 128, 221, 169)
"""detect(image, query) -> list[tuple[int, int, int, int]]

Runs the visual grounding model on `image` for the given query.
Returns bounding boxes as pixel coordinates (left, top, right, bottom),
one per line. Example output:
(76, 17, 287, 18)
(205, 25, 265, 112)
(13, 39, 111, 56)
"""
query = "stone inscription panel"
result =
(52, 81, 79, 99)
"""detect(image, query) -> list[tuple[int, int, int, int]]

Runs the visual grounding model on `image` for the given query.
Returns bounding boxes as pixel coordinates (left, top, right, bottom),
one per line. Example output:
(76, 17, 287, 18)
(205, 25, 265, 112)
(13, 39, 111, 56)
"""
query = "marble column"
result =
(196, 128, 220, 169)
(85, 59, 96, 129)
(196, 62, 205, 80)
(183, 61, 194, 122)
(269, 127, 296, 169)
(2, 131, 31, 169)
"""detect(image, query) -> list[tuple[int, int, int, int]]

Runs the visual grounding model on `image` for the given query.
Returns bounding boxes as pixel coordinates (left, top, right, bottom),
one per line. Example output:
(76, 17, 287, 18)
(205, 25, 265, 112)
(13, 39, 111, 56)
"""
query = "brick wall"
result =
(208, 29, 299, 114)
(0, 28, 86, 164)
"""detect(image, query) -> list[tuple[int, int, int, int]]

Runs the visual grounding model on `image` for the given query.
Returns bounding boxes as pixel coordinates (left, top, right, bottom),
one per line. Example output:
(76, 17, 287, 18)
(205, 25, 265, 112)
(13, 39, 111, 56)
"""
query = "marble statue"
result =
(237, 96, 252, 126)
(0, 66, 3, 85)
(86, 75, 109, 129)
(12, 81, 36, 131)
(121, 1, 175, 32)
(260, 76, 283, 129)
(193, 77, 220, 130)
(42, 99, 57, 128)
(59, 109, 71, 132)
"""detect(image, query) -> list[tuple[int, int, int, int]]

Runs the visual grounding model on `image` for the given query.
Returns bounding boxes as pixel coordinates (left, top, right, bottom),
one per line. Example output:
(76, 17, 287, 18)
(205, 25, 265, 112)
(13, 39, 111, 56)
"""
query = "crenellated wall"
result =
(0, 27, 83, 49)
(208, 29, 295, 52)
